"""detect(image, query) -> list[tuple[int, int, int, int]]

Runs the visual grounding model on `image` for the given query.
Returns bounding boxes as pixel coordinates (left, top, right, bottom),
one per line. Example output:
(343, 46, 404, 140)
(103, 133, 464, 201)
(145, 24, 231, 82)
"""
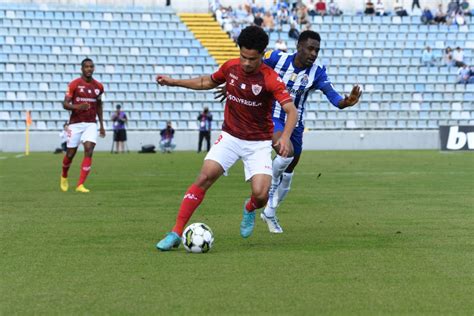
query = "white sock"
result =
(271, 155, 294, 186)
(264, 157, 293, 218)
(277, 172, 294, 205)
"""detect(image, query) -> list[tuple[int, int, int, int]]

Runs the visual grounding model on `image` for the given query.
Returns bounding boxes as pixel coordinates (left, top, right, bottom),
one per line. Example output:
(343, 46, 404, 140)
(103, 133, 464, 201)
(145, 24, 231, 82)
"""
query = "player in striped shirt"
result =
(261, 30, 362, 233)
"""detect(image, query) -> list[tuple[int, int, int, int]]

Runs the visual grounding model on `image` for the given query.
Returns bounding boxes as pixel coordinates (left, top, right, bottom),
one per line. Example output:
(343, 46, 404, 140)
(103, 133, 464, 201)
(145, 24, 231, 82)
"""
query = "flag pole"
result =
(25, 110, 31, 156)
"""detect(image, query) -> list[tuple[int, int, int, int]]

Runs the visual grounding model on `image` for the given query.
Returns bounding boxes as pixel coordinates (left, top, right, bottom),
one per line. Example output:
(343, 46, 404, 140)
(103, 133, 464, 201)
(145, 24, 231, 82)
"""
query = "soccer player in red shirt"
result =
(156, 26, 298, 251)
(60, 58, 105, 193)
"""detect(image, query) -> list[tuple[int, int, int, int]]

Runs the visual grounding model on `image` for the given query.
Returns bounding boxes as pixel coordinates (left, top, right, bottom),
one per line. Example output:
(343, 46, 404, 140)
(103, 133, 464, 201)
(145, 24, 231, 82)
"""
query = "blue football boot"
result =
(156, 232, 181, 251)
(240, 199, 256, 238)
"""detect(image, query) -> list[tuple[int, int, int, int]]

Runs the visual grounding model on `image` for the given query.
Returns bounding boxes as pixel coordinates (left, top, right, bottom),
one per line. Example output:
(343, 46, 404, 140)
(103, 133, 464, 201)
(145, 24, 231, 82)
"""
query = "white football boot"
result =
(260, 212, 283, 234)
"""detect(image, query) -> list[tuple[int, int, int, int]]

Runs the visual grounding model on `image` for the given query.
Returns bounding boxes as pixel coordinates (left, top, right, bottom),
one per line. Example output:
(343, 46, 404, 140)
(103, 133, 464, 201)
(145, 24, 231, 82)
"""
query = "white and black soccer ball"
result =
(182, 223, 214, 253)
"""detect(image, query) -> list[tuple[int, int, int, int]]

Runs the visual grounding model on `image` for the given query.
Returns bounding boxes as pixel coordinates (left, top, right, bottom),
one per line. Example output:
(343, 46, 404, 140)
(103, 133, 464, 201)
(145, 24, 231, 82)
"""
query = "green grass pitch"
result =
(1, 150, 473, 314)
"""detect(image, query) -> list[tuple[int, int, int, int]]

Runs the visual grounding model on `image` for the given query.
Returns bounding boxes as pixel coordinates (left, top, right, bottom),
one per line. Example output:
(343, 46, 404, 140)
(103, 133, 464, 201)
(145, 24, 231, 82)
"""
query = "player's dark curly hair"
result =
(237, 26, 269, 54)
(81, 58, 94, 67)
(297, 31, 321, 45)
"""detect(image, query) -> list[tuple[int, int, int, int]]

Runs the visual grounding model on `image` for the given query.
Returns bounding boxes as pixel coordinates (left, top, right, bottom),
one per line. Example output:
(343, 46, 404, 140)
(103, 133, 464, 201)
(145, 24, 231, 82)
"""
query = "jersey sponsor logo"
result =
(240, 83, 246, 90)
(251, 84, 262, 96)
(94, 89, 100, 95)
(76, 97, 97, 102)
(88, 89, 92, 94)
(287, 87, 306, 97)
(290, 73, 297, 81)
(227, 93, 262, 107)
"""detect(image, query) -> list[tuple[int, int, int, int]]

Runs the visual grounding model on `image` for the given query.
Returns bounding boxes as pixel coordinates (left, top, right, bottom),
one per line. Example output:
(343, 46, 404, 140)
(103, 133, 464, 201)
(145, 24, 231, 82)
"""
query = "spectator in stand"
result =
(328, 0, 343, 16)
(394, 0, 409, 16)
(364, 0, 375, 15)
(315, 0, 327, 16)
(253, 12, 264, 27)
(453, 47, 466, 67)
(375, 0, 386, 16)
(412, 0, 421, 10)
(457, 64, 473, 84)
(275, 38, 288, 52)
(270, 0, 282, 16)
(460, 0, 471, 16)
(277, 6, 290, 30)
(447, 0, 459, 16)
(288, 22, 300, 40)
(454, 10, 466, 25)
(235, 4, 252, 24)
(422, 46, 436, 66)
(263, 11, 275, 33)
(434, 4, 447, 23)
(297, 3, 310, 25)
(444, 47, 454, 66)
(421, 7, 434, 24)
(230, 23, 241, 42)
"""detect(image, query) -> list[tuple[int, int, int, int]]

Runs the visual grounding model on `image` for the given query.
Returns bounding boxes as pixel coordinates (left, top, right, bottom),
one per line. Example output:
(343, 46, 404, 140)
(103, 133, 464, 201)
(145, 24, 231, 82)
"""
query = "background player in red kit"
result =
(155, 26, 298, 251)
(60, 58, 105, 193)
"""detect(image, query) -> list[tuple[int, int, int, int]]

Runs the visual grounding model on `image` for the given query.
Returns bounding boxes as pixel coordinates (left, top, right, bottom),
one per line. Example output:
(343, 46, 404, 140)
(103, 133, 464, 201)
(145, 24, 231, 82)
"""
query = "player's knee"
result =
(252, 189, 268, 205)
(195, 173, 216, 190)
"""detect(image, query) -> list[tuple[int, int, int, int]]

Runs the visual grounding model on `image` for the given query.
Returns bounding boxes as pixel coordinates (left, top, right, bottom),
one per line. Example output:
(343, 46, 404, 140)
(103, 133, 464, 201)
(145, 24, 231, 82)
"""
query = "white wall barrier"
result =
(0, 130, 440, 152)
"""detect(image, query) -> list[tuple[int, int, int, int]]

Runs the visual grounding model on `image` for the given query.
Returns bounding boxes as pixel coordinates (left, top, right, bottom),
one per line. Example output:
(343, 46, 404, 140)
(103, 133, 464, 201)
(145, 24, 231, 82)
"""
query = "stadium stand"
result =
(1, 3, 473, 132)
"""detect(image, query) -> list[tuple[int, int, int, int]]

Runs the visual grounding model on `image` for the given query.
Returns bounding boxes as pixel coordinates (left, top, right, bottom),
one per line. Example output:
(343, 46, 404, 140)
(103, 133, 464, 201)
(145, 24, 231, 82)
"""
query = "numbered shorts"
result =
(205, 131, 273, 181)
(67, 122, 97, 148)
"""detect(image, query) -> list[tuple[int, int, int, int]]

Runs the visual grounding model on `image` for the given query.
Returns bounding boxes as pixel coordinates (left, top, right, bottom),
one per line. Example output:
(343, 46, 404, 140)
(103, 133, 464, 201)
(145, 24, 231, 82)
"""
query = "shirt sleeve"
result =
(265, 71, 292, 106)
(263, 49, 281, 68)
(313, 66, 343, 108)
(210, 61, 228, 84)
(97, 83, 105, 100)
(65, 80, 76, 98)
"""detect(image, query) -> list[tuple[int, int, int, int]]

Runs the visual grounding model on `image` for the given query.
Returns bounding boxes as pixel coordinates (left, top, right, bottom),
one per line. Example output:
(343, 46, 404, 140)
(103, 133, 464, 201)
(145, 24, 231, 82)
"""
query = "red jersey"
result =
(65, 77, 104, 124)
(211, 58, 292, 141)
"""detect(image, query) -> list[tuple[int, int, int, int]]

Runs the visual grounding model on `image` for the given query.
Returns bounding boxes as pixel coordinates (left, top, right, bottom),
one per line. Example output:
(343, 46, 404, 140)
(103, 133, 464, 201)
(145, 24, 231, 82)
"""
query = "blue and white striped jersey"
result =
(263, 50, 343, 129)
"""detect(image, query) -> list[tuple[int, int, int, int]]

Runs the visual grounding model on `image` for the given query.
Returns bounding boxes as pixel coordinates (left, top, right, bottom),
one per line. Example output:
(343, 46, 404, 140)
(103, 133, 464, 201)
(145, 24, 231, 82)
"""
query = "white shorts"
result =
(205, 131, 273, 181)
(67, 122, 98, 148)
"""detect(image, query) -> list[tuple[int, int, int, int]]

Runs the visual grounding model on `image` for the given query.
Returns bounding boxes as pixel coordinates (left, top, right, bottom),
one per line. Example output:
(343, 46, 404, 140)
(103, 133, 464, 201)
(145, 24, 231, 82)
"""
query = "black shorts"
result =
(114, 129, 127, 141)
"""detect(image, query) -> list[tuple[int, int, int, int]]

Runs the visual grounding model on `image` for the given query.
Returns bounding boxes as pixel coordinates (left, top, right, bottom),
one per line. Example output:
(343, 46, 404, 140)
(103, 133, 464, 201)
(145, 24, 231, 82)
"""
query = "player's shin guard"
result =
(267, 155, 293, 209)
(272, 155, 294, 186)
(62, 156, 72, 177)
(77, 157, 92, 186)
(276, 172, 294, 206)
(172, 184, 206, 236)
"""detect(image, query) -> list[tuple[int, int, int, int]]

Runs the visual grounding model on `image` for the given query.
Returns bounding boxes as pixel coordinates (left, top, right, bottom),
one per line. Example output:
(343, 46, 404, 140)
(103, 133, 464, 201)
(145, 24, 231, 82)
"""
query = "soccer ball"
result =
(182, 223, 214, 253)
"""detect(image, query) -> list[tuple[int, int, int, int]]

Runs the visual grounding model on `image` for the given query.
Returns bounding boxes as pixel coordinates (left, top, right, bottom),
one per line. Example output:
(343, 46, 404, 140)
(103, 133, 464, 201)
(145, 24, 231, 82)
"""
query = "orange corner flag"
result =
(26, 110, 32, 127)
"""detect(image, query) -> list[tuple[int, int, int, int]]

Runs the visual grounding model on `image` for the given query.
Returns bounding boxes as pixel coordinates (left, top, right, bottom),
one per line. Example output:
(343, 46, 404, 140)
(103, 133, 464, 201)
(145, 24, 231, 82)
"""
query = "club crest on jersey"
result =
(301, 74, 309, 86)
(94, 89, 100, 95)
(252, 84, 262, 95)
